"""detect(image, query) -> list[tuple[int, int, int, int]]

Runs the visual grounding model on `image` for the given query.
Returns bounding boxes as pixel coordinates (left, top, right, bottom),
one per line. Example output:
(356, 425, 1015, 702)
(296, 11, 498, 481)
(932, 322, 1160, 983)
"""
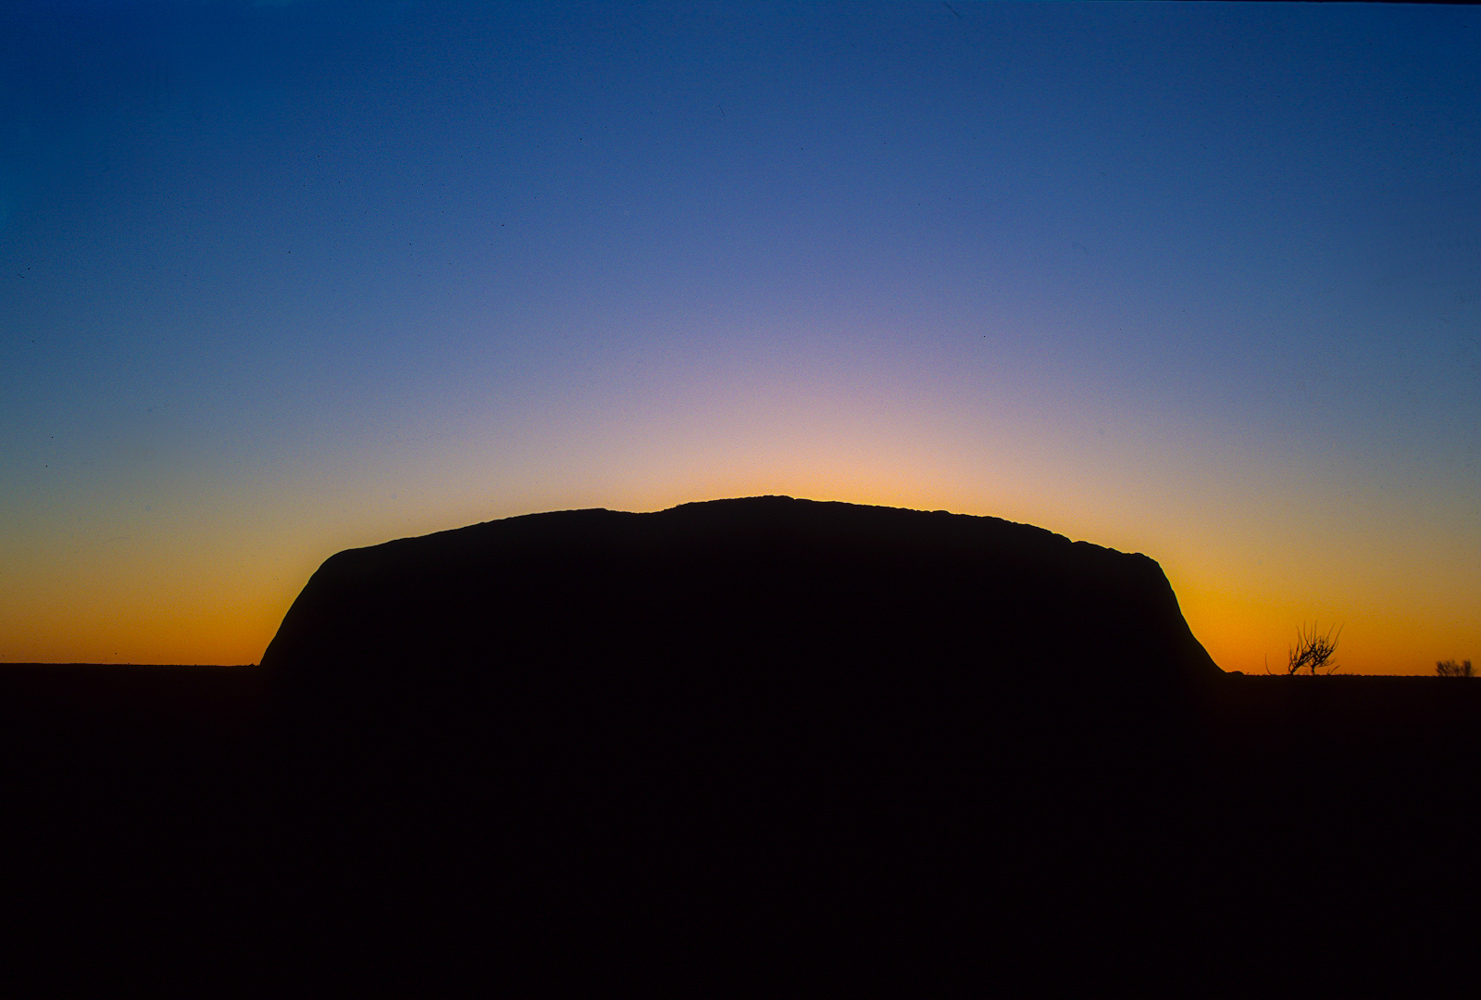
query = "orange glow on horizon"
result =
(5, 478, 1474, 674)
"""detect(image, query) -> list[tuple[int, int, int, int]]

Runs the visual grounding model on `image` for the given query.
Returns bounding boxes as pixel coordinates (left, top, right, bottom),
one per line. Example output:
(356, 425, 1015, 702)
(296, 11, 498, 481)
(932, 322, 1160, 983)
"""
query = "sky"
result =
(2, 1, 1477, 673)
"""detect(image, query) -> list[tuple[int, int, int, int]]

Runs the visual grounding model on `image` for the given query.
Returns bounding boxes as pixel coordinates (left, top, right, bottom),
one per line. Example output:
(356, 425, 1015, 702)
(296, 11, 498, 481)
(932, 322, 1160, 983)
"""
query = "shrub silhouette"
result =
(1436, 659, 1474, 678)
(1282, 622, 1341, 675)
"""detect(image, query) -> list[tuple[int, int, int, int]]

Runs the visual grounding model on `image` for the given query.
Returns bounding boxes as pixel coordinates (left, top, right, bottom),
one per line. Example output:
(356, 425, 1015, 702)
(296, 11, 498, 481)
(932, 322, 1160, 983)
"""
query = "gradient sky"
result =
(2, 1, 1477, 673)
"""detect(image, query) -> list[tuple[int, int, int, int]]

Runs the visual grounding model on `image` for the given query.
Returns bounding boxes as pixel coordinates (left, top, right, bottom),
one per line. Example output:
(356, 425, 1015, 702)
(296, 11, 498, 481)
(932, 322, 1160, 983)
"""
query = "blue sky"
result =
(2, 1, 1477, 670)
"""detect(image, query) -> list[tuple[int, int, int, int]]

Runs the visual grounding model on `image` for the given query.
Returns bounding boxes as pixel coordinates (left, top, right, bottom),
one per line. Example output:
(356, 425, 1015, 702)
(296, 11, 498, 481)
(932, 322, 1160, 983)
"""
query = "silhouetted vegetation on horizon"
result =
(1267, 621, 1342, 675)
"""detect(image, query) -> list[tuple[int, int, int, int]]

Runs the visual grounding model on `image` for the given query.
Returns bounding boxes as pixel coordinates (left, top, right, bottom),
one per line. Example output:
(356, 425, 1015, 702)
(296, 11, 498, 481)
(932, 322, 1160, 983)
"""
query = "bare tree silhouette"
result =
(1279, 622, 1342, 675)
(1436, 659, 1473, 678)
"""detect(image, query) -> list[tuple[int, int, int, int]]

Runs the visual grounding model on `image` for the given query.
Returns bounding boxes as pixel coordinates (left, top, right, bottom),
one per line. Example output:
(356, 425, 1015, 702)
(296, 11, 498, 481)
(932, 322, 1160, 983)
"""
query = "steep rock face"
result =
(263, 495, 1217, 686)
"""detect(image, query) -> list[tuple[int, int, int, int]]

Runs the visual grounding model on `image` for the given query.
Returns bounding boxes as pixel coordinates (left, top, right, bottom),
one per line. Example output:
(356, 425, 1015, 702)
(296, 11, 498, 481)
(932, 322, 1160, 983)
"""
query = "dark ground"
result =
(2, 663, 1476, 884)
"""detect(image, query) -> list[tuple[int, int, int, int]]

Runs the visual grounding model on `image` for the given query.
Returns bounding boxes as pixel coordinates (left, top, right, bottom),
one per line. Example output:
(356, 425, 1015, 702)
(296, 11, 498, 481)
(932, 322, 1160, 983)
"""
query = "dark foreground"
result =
(2, 663, 1477, 884)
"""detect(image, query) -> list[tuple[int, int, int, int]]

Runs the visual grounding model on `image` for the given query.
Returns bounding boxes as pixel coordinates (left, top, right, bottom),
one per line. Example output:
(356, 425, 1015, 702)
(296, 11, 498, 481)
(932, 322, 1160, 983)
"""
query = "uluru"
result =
(256, 497, 1224, 876)
(262, 495, 1220, 689)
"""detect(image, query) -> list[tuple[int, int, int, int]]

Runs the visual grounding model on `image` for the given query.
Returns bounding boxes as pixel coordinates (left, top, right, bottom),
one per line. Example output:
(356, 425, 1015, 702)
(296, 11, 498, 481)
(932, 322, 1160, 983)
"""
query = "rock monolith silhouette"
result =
(262, 495, 1218, 689)
(257, 497, 1220, 876)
